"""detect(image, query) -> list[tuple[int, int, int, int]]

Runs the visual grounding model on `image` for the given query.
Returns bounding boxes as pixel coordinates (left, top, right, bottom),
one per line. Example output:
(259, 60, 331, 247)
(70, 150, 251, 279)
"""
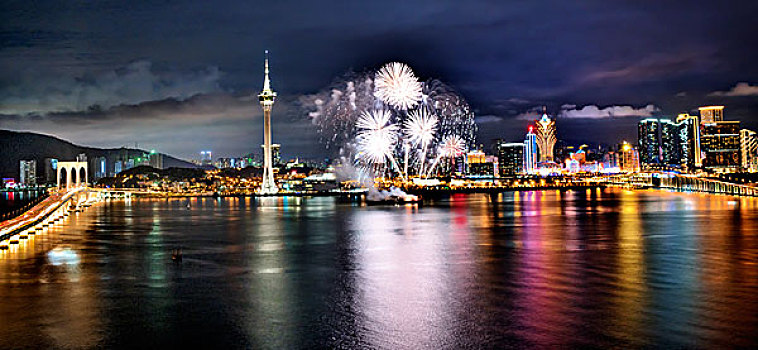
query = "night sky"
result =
(2, 0, 757, 160)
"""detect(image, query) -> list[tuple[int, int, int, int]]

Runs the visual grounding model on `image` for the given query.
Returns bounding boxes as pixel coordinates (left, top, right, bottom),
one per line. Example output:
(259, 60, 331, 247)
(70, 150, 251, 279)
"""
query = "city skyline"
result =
(1, 1, 757, 159)
(3, 3, 758, 348)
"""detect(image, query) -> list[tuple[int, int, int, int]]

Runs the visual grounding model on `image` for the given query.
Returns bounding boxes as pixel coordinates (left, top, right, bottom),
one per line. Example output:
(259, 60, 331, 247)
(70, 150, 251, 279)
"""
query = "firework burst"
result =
(404, 108, 437, 148)
(355, 109, 400, 166)
(426, 135, 467, 177)
(404, 108, 438, 174)
(374, 62, 423, 110)
(303, 62, 477, 180)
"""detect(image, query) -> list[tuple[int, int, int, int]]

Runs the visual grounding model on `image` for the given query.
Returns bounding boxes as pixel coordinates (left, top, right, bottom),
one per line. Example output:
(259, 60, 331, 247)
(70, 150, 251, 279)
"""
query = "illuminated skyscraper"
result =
(701, 121, 741, 172)
(660, 119, 680, 165)
(699, 106, 724, 123)
(677, 113, 702, 168)
(258, 50, 278, 194)
(524, 127, 538, 174)
(534, 110, 556, 162)
(740, 129, 757, 172)
(19, 160, 36, 186)
(639, 118, 690, 170)
(638, 119, 661, 168)
(494, 140, 524, 176)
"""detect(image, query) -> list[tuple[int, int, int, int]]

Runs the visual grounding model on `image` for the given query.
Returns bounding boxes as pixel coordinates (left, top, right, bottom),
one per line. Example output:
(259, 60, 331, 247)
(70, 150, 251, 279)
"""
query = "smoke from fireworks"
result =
(374, 62, 423, 110)
(302, 61, 477, 179)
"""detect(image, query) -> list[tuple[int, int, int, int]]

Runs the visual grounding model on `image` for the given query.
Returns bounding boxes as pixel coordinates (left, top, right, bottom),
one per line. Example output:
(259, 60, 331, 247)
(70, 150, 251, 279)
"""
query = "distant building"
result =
(148, 151, 163, 169)
(638, 118, 688, 170)
(638, 119, 661, 168)
(494, 141, 524, 176)
(200, 151, 213, 166)
(620, 142, 640, 173)
(660, 119, 680, 166)
(465, 150, 498, 177)
(92, 156, 107, 181)
(602, 151, 619, 170)
(524, 127, 538, 174)
(676, 113, 701, 169)
(534, 111, 557, 162)
(19, 160, 36, 186)
(740, 129, 758, 172)
(699, 106, 724, 124)
(44, 158, 58, 184)
(272, 144, 281, 166)
(701, 121, 741, 172)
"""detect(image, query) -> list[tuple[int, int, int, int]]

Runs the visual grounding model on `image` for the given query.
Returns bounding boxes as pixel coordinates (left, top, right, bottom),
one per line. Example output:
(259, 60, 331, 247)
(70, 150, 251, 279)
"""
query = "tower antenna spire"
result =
(263, 50, 271, 92)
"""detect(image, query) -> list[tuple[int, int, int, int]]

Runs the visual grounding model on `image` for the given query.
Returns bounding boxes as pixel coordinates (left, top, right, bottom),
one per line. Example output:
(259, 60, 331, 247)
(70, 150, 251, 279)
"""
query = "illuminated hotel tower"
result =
(698, 105, 724, 123)
(534, 109, 557, 162)
(258, 50, 278, 194)
(524, 126, 538, 174)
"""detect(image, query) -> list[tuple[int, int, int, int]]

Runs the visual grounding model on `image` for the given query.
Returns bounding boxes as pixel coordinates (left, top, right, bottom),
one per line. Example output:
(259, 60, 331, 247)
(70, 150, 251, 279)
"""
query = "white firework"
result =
(426, 134, 466, 177)
(404, 108, 438, 148)
(404, 108, 438, 174)
(438, 134, 466, 157)
(374, 62, 423, 110)
(355, 109, 399, 166)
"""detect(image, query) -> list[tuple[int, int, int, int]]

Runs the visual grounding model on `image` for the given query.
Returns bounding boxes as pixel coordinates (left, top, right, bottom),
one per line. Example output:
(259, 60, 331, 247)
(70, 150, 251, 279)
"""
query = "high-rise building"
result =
(200, 151, 213, 166)
(44, 158, 58, 184)
(638, 118, 686, 170)
(699, 106, 724, 124)
(494, 141, 524, 176)
(465, 150, 498, 177)
(19, 160, 36, 186)
(534, 111, 557, 162)
(258, 50, 278, 194)
(148, 151, 163, 169)
(660, 119, 680, 166)
(92, 156, 107, 181)
(700, 121, 741, 172)
(676, 113, 701, 169)
(272, 144, 281, 166)
(740, 129, 758, 172)
(619, 142, 640, 173)
(524, 127, 538, 174)
(262, 144, 282, 166)
(638, 119, 661, 168)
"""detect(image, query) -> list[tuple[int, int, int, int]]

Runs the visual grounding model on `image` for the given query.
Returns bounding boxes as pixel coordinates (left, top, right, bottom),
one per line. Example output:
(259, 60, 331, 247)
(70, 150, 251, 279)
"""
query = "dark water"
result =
(0, 190, 44, 216)
(1, 189, 758, 349)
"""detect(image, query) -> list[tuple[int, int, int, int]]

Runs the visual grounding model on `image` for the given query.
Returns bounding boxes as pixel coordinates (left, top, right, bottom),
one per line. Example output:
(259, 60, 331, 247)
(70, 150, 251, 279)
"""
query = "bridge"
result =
(1, 159, 105, 249)
(57, 161, 88, 190)
(604, 172, 758, 197)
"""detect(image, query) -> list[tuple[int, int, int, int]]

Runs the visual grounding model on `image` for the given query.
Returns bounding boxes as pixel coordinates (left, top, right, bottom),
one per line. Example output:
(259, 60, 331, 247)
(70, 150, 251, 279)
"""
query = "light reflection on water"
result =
(1, 188, 758, 348)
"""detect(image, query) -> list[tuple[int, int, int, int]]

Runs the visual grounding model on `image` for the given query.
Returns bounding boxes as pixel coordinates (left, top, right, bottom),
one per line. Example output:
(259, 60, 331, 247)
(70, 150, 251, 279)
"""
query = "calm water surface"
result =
(1, 189, 758, 349)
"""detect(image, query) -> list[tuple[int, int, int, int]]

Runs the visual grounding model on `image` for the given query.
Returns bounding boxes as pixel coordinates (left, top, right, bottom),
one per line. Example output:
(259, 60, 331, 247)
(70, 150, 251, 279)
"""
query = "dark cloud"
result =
(0, 60, 222, 115)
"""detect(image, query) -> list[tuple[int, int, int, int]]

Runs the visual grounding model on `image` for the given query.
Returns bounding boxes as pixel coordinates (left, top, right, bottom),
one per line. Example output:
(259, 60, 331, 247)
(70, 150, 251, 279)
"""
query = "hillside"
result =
(0, 129, 198, 182)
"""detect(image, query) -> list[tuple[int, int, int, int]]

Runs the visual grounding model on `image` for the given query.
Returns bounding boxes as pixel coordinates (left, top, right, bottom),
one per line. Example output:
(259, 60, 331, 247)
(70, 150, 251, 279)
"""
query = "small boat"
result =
(366, 194, 421, 206)
(172, 248, 183, 262)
